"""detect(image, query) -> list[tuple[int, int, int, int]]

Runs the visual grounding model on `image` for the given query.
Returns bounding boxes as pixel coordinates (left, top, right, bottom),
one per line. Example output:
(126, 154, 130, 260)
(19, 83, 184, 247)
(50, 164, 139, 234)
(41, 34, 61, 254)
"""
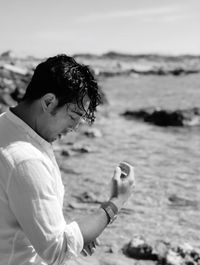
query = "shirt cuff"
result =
(64, 221, 84, 259)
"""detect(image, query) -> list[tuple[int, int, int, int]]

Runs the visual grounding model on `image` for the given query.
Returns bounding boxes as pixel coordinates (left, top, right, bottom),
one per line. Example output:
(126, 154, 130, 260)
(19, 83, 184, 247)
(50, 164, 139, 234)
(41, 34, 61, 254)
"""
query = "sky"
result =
(0, 0, 200, 57)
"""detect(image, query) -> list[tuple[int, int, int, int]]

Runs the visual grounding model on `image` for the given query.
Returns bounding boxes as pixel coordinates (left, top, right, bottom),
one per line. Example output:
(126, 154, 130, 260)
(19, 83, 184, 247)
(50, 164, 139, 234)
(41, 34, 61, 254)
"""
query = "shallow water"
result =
(58, 74, 200, 249)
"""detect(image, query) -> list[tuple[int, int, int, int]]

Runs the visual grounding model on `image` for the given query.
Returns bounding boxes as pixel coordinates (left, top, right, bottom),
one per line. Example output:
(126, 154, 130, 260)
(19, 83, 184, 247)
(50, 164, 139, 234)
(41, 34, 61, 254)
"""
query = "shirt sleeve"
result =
(7, 159, 84, 265)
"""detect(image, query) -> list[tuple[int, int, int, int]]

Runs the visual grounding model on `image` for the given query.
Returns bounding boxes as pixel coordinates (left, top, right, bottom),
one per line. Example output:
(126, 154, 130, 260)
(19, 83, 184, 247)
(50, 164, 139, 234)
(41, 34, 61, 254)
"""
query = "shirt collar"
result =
(5, 108, 52, 150)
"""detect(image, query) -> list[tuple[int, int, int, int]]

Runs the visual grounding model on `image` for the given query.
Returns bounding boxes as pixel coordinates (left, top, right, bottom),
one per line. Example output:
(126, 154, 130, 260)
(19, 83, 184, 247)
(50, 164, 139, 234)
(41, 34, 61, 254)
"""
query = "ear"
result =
(41, 93, 58, 112)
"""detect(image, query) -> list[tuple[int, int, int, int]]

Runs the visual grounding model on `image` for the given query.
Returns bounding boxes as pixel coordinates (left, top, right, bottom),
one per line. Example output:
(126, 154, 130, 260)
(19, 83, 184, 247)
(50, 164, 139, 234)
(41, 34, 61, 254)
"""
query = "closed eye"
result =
(69, 114, 76, 121)
(72, 110, 84, 117)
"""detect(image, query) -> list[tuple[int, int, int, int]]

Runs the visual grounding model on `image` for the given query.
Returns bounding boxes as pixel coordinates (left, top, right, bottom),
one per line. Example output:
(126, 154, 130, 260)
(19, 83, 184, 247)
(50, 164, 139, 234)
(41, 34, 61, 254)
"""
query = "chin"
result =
(47, 136, 56, 143)
(52, 134, 62, 142)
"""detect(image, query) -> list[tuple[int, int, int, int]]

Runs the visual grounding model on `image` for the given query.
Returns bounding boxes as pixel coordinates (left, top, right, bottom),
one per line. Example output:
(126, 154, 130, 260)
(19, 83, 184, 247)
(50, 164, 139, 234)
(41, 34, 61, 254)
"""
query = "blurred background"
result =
(0, 0, 200, 56)
(1, 1, 200, 265)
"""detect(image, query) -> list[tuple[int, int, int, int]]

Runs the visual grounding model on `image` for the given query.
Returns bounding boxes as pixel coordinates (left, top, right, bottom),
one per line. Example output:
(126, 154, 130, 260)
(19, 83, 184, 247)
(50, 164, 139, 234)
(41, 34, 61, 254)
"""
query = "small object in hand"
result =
(119, 161, 132, 179)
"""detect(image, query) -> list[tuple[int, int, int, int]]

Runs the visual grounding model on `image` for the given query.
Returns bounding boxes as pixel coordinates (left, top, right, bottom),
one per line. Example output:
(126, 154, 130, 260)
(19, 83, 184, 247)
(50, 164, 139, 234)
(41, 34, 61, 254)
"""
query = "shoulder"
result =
(0, 141, 45, 167)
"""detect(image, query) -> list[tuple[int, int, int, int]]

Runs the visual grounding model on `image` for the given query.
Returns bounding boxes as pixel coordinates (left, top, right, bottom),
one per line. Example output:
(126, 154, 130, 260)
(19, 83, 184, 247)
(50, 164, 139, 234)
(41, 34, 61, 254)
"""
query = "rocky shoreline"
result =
(121, 107, 200, 127)
(1, 51, 200, 112)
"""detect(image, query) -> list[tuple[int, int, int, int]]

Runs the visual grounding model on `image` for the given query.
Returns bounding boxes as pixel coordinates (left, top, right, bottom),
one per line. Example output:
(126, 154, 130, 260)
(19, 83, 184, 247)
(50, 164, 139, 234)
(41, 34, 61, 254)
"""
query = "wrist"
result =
(100, 200, 119, 224)
(109, 198, 123, 211)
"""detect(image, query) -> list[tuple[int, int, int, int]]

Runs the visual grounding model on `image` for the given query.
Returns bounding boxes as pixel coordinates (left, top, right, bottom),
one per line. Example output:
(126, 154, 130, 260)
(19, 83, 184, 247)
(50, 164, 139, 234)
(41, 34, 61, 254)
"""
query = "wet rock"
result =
(166, 249, 183, 265)
(2, 64, 29, 75)
(169, 68, 199, 76)
(61, 149, 72, 156)
(163, 242, 200, 265)
(71, 144, 95, 153)
(82, 127, 102, 138)
(0, 50, 12, 58)
(0, 62, 32, 106)
(76, 53, 200, 77)
(123, 237, 200, 265)
(177, 243, 200, 262)
(123, 236, 157, 260)
(53, 145, 73, 156)
(106, 243, 119, 254)
(75, 191, 101, 204)
(121, 107, 200, 127)
(154, 240, 171, 265)
(54, 143, 96, 157)
(0, 78, 15, 91)
(168, 195, 198, 208)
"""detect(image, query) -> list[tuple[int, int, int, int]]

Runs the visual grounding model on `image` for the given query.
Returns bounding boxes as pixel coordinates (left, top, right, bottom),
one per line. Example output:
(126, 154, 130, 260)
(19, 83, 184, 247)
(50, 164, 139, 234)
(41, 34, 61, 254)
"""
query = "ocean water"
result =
(58, 74, 200, 249)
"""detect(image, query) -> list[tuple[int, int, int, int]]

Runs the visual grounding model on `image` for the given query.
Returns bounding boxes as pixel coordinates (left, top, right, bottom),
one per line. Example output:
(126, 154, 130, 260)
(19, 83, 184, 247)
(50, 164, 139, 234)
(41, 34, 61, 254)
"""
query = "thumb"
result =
(113, 166, 121, 182)
(95, 238, 101, 246)
(110, 166, 121, 198)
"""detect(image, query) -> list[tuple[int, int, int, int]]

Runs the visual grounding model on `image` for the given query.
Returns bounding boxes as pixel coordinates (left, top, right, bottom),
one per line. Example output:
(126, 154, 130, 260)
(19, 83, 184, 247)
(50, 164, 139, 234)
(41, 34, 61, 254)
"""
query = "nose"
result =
(73, 120, 82, 131)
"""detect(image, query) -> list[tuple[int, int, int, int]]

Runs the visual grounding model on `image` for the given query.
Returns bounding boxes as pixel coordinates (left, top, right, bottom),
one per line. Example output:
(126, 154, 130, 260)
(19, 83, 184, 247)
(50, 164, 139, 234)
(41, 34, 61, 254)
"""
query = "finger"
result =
(92, 241, 96, 248)
(91, 239, 99, 248)
(113, 167, 122, 187)
(85, 245, 94, 256)
(111, 167, 121, 197)
(95, 238, 101, 246)
(81, 249, 88, 257)
(113, 166, 121, 181)
(90, 247, 95, 255)
(128, 166, 135, 185)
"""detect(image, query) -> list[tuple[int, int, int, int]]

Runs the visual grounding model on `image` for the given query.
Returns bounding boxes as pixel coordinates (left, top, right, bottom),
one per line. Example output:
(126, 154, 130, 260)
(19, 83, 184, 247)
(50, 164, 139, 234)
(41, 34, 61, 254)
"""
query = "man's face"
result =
(40, 96, 90, 143)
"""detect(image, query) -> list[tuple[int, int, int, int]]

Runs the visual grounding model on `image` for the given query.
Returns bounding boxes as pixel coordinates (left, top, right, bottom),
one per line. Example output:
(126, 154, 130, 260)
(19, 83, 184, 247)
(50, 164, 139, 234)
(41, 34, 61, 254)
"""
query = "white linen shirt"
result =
(0, 110, 84, 265)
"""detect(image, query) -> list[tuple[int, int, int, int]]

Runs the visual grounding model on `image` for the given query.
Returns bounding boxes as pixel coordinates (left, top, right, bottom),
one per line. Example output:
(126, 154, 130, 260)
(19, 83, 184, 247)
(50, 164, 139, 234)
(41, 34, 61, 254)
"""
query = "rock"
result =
(61, 149, 72, 156)
(123, 237, 200, 265)
(166, 249, 183, 265)
(154, 240, 171, 261)
(2, 64, 28, 75)
(0, 78, 15, 91)
(121, 107, 200, 127)
(106, 243, 119, 254)
(168, 195, 198, 208)
(75, 191, 101, 204)
(77, 53, 200, 76)
(0, 50, 12, 58)
(54, 143, 95, 157)
(53, 145, 73, 156)
(123, 236, 157, 260)
(71, 144, 95, 154)
(0, 62, 32, 106)
(165, 242, 200, 265)
(82, 127, 102, 138)
(169, 68, 199, 76)
(177, 243, 200, 263)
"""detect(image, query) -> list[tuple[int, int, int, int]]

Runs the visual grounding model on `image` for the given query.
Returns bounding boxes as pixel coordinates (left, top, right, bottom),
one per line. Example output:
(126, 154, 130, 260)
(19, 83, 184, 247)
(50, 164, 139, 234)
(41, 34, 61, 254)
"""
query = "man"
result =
(0, 54, 134, 265)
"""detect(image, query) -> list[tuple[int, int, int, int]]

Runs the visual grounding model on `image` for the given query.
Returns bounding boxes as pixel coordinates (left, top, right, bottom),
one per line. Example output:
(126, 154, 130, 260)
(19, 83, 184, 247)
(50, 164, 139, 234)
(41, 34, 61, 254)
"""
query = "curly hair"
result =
(22, 54, 101, 123)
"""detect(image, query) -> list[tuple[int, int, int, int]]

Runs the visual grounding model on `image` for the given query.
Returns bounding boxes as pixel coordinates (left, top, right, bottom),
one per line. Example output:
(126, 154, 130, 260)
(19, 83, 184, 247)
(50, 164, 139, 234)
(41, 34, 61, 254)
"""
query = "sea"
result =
(57, 73, 200, 250)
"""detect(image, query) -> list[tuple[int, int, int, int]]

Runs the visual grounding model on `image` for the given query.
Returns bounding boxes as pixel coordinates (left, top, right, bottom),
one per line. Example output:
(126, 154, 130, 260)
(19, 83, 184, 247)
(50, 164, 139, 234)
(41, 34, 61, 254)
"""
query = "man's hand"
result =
(81, 238, 100, 257)
(110, 163, 135, 210)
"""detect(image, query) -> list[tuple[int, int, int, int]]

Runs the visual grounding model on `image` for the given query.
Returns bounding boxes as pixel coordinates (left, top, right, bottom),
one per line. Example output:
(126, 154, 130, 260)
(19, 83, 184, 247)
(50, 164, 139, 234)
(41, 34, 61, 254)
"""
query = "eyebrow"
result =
(72, 110, 85, 117)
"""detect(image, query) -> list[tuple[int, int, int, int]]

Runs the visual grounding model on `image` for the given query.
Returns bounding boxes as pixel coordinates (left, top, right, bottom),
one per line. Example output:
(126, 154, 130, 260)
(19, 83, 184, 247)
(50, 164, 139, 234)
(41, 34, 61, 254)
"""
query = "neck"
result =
(10, 101, 37, 131)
